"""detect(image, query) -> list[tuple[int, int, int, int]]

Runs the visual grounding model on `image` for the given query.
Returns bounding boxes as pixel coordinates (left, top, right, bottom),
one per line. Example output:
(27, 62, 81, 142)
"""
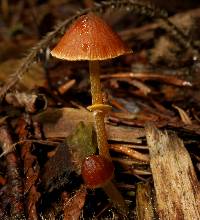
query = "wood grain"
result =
(146, 124, 200, 220)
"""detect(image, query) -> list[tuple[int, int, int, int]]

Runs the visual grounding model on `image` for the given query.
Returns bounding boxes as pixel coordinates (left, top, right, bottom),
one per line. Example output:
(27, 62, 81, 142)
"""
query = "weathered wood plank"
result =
(145, 124, 200, 220)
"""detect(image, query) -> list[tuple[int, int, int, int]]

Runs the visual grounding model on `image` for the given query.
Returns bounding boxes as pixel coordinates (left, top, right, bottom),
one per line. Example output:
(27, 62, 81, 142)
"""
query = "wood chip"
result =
(145, 123, 200, 220)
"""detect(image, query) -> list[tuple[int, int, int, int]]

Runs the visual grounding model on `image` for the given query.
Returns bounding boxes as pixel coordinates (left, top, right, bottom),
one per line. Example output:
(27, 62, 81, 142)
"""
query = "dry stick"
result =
(58, 79, 76, 94)
(0, 0, 169, 99)
(126, 169, 151, 176)
(112, 157, 147, 166)
(0, 125, 26, 220)
(110, 144, 149, 163)
(101, 72, 192, 87)
(145, 123, 200, 219)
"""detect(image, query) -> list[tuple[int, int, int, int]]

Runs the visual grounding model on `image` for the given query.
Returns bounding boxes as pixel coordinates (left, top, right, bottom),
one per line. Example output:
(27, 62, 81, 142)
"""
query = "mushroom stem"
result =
(93, 111, 110, 158)
(89, 61, 103, 104)
(103, 181, 128, 215)
(89, 61, 110, 159)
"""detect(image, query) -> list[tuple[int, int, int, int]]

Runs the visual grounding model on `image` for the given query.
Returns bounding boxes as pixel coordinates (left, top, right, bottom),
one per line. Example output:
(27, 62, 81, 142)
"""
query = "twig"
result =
(101, 72, 192, 86)
(110, 144, 149, 162)
(58, 79, 76, 94)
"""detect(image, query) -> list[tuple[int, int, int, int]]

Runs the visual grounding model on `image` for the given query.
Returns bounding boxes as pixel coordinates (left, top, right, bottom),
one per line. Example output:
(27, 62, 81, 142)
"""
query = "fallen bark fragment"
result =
(0, 125, 26, 220)
(17, 115, 41, 220)
(145, 124, 200, 220)
(136, 182, 156, 220)
(62, 186, 86, 220)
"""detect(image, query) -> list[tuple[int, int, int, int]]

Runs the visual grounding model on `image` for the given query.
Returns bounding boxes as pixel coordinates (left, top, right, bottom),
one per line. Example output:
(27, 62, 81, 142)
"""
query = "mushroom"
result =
(51, 13, 132, 213)
(51, 13, 132, 160)
(82, 155, 127, 214)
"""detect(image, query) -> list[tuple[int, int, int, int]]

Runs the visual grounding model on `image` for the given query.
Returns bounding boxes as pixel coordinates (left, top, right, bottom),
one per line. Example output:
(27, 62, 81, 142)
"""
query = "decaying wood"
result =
(145, 124, 200, 220)
(136, 182, 156, 220)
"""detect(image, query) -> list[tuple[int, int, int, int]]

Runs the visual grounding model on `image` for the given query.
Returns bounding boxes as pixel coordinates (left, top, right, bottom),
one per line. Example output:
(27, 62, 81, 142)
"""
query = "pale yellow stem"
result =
(89, 61, 103, 104)
(89, 61, 110, 159)
(93, 111, 110, 158)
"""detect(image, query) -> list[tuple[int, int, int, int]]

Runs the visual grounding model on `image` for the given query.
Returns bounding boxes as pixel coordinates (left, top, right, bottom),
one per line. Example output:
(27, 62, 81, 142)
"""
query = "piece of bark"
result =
(35, 108, 145, 143)
(0, 125, 26, 220)
(136, 182, 156, 220)
(145, 124, 200, 220)
(17, 115, 41, 220)
(62, 186, 86, 220)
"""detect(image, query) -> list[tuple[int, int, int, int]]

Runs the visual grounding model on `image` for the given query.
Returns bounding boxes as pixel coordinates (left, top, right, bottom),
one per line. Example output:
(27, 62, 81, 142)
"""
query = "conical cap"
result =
(51, 13, 132, 61)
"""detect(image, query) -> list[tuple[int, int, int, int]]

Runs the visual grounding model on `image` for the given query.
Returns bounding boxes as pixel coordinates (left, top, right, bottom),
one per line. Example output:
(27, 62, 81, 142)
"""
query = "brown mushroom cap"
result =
(81, 155, 114, 189)
(51, 13, 132, 61)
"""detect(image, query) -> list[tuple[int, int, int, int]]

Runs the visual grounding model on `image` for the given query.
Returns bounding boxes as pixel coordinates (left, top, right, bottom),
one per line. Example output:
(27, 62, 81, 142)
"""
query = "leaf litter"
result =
(0, 0, 200, 219)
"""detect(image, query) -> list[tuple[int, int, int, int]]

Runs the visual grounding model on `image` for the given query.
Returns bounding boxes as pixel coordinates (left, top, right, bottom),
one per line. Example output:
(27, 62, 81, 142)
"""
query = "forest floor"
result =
(0, 1, 200, 219)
